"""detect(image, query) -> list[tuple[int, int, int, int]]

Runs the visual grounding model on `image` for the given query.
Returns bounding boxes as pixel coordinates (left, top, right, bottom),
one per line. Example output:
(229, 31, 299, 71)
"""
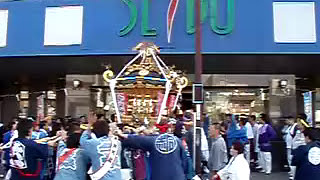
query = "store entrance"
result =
(206, 88, 267, 122)
(182, 87, 268, 122)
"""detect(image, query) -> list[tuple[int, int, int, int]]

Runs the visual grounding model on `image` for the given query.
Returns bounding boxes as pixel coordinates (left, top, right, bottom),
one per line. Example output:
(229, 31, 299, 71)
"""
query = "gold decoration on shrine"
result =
(103, 70, 114, 82)
(105, 42, 188, 127)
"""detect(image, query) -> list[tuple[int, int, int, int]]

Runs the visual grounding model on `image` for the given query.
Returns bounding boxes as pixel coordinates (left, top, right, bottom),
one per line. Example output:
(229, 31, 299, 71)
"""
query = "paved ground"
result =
(252, 172, 288, 180)
(0, 173, 289, 180)
(0, 171, 289, 180)
(201, 172, 288, 180)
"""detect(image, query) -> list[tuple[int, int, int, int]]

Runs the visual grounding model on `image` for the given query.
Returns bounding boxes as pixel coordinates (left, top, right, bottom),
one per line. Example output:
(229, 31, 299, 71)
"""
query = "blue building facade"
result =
(0, 0, 318, 56)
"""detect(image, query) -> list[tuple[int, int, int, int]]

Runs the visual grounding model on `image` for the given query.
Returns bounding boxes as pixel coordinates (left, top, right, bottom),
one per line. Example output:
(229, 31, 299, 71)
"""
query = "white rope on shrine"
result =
(109, 79, 122, 124)
(157, 81, 172, 124)
(155, 54, 182, 112)
(172, 87, 182, 111)
(110, 51, 143, 124)
(149, 50, 174, 123)
(151, 50, 169, 82)
(151, 50, 181, 112)
(155, 54, 169, 70)
(153, 50, 185, 113)
(115, 51, 143, 79)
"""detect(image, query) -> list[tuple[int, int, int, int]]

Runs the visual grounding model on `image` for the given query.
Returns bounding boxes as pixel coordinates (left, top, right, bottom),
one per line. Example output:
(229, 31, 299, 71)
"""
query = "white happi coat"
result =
(217, 154, 250, 180)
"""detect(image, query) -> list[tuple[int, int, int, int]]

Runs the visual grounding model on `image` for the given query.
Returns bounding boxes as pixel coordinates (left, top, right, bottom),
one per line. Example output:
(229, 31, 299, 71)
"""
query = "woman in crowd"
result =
(213, 141, 250, 180)
(258, 114, 276, 175)
(80, 112, 122, 180)
(54, 132, 88, 180)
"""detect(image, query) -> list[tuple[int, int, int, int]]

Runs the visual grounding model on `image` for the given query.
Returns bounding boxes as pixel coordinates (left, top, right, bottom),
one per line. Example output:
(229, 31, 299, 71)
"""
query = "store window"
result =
(204, 88, 265, 122)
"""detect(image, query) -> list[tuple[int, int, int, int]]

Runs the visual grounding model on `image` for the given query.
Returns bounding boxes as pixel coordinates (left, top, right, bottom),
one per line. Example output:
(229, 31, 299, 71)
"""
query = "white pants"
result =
(287, 148, 296, 178)
(261, 152, 272, 174)
(4, 169, 11, 180)
(256, 148, 264, 169)
(244, 144, 250, 163)
(257, 150, 263, 167)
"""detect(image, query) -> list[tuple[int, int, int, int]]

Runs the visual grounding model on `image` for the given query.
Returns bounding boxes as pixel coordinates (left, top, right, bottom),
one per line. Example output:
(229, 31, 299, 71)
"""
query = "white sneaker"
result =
(192, 175, 202, 180)
(256, 165, 263, 169)
(259, 170, 265, 173)
(289, 174, 294, 180)
(203, 166, 210, 174)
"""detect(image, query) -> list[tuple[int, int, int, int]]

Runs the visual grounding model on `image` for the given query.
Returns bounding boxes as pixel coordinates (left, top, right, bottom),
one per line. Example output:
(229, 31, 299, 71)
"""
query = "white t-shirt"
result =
(201, 128, 209, 161)
(285, 123, 298, 149)
(245, 122, 254, 139)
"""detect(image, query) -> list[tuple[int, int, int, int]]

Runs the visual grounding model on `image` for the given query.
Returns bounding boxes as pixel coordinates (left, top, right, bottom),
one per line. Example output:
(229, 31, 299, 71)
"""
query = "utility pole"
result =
(193, 0, 203, 176)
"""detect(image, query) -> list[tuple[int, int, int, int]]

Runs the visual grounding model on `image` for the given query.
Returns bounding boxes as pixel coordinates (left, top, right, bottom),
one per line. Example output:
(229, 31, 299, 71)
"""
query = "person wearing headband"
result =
(297, 114, 310, 131)
(285, 114, 309, 180)
(283, 116, 300, 180)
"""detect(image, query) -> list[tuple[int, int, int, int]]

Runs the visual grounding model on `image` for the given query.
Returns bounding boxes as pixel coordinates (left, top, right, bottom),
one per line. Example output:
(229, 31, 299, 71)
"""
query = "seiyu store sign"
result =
(0, 0, 319, 56)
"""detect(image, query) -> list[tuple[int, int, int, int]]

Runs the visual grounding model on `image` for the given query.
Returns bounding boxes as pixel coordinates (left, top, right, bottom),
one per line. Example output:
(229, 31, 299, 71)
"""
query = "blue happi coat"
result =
(10, 138, 49, 180)
(122, 133, 188, 180)
(80, 131, 122, 180)
(227, 116, 248, 147)
(54, 141, 89, 180)
(292, 141, 320, 180)
(31, 129, 49, 180)
(31, 129, 48, 140)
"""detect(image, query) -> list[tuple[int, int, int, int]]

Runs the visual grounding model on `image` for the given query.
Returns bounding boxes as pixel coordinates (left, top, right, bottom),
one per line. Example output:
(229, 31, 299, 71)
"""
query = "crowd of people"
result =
(0, 110, 318, 180)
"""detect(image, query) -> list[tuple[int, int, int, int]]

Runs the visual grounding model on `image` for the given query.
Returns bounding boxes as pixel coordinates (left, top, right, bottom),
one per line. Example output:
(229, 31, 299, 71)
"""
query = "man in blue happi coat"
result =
(9, 118, 56, 180)
(117, 130, 189, 180)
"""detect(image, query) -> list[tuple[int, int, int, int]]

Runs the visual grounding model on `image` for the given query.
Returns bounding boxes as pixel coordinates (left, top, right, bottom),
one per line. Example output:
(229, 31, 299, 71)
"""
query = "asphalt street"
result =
(0, 172, 289, 180)
(252, 172, 288, 180)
